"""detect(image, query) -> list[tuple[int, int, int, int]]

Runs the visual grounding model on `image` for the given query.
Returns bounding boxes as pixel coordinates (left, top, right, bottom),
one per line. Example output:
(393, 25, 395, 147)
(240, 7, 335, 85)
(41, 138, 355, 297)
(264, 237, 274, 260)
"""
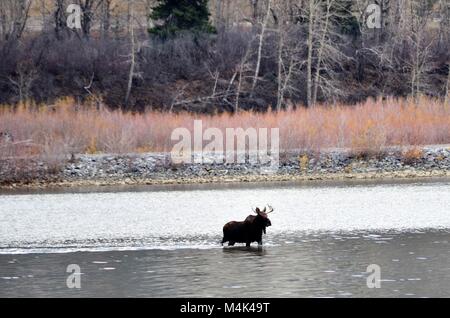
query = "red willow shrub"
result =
(0, 97, 449, 161)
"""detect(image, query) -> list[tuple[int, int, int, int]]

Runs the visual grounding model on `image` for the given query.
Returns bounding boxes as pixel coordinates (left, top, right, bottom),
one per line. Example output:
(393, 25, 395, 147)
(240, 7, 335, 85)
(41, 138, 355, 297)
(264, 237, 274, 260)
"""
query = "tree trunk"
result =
(306, 0, 315, 107)
(0, 0, 31, 41)
(101, 0, 111, 38)
(276, 30, 284, 111)
(215, 0, 223, 30)
(54, 0, 66, 40)
(250, 0, 271, 97)
(445, 62, 450, 107)
(125, 4, 136, 107)
(80, 0, 94, 39)
(411, 30, 421, 103)
(312, 0, 331, 106)
(250, 0, 259, 24)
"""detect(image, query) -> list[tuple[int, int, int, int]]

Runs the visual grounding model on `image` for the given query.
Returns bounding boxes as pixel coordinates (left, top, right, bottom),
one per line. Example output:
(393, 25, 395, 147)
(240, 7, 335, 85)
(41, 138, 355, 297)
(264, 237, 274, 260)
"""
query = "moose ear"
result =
(263, 207, 267, 213)
(255, 208, 261, 214)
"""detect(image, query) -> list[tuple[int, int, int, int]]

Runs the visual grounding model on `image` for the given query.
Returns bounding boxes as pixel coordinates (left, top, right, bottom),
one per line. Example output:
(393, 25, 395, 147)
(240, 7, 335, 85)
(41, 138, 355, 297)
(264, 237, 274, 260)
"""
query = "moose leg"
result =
(246, 242, 251, 247)
(258, 240, 263, 246)
(228, 241, 235, 246)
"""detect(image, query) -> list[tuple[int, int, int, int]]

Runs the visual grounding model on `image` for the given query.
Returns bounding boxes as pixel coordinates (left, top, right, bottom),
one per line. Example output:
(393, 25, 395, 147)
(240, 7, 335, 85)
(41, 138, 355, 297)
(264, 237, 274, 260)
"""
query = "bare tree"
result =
(100, 0, 112, 37)
(124, 1, 142, 107)
(224, 0, 232, 29)
(312, 0, 332, 106)
(76, 0, 105, 39)
(215, 0, 224, 29)
(438, 0, 450, 46)
(8, 61, 37, 104)
(404, 1, 435, 102)
(304, 0, 349, 106)
(39, 0, 53, 31)
(445, 62, 450, 107)
(250, 0, 259, 24)
(54, 0, 70, 39)
(306, 0, 316, 107)
(272, 0, 304, 110)
(0, 0, 32, 41)
(250, 0, 271, 96)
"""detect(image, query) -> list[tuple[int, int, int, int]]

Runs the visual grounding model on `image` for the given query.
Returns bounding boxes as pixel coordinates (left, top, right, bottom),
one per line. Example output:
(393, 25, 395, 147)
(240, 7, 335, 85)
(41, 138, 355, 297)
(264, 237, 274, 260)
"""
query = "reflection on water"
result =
(221, 246, 267, 256)
(1, 179, 450, 297)
(1, 231, 450, 297)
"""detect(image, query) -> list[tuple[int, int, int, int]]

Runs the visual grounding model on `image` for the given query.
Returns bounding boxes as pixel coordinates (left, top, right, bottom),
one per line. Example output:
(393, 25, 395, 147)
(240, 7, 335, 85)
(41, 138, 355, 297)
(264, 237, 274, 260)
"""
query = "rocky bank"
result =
(1, 146, 450, 189)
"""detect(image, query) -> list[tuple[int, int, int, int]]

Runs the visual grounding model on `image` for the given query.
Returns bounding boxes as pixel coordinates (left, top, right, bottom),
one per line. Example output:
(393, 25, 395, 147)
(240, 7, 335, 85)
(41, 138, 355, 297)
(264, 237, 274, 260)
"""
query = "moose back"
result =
(221, 206, 273, 247)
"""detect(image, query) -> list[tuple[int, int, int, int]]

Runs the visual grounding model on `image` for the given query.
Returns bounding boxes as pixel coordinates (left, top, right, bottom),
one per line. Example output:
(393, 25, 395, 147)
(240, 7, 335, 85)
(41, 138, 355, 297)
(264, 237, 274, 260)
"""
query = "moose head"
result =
(252, 205, 274, 234)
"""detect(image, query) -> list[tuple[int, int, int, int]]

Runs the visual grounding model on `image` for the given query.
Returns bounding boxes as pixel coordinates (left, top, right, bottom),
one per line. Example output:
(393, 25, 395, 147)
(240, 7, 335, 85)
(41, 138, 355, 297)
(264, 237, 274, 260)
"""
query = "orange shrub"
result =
(0, 97, 449, 160)
(402, 148, 424, 165)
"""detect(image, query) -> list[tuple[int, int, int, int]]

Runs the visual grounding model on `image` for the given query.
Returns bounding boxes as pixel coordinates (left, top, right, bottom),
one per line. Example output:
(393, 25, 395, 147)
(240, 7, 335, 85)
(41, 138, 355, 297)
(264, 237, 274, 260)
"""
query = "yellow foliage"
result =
(86, 137, 99, 154)
(136, 145, 154, 154)
(403, 148, 424, 164)
(299, 154, 309, 171)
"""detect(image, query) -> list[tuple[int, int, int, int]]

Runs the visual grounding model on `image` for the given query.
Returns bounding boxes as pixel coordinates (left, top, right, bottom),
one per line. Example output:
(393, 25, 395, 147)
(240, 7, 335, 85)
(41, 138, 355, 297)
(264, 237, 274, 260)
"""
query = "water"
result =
(1, 179, 450, 297)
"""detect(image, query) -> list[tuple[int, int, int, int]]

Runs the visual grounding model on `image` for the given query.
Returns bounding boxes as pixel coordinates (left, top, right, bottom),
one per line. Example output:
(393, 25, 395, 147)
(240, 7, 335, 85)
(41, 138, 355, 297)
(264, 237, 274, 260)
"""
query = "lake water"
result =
(1, 179, 450, 297)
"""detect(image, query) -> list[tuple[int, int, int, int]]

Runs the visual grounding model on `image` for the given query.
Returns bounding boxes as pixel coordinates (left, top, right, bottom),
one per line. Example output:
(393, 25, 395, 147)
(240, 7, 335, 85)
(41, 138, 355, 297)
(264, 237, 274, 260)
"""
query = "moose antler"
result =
(252, 207, 265, 214)
(266, 205, 274, 214)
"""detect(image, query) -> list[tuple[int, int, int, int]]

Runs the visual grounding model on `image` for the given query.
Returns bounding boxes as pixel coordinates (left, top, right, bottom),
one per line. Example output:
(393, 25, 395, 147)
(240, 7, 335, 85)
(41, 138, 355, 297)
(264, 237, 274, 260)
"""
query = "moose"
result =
(222, 205, 274, 247)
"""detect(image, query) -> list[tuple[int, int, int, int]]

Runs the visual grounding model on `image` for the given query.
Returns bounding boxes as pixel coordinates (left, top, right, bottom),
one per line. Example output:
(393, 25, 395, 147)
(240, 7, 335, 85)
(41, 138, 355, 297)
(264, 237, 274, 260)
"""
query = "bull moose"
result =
(221, 205, 274, 247)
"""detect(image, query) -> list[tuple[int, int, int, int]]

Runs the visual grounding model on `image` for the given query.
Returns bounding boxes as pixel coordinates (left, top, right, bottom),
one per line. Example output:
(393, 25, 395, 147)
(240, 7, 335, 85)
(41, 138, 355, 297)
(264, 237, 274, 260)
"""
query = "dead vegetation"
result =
(1, 97, 449, 160)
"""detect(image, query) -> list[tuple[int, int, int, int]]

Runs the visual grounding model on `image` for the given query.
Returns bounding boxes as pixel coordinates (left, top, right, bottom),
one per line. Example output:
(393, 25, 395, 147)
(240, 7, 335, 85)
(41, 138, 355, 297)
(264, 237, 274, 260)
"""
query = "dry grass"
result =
(1, 97, 449, 162)
(402, 147, 425, 165)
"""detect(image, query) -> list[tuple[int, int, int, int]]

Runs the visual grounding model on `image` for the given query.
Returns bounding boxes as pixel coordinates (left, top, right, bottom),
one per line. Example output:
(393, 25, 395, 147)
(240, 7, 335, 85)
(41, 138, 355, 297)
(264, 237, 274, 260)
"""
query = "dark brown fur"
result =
(221, 209, 272, 247)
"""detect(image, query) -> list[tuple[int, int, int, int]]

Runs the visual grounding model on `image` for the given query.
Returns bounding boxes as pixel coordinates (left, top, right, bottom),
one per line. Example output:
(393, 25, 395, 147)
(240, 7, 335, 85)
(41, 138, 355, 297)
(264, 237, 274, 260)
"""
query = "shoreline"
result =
(1, 145, 450, 191)
(3, 169, 450, 191)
